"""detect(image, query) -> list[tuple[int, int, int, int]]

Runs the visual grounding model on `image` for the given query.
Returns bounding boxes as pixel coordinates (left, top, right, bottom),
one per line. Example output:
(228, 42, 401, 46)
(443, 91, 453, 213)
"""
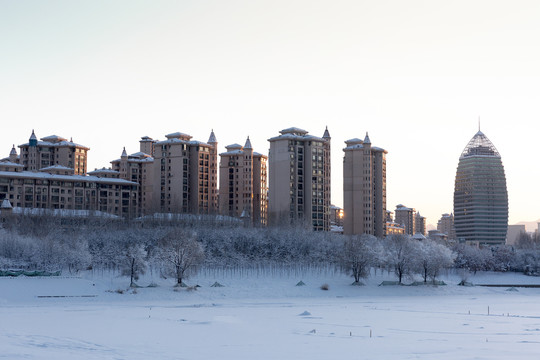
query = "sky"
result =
(1, 0, 540, 228)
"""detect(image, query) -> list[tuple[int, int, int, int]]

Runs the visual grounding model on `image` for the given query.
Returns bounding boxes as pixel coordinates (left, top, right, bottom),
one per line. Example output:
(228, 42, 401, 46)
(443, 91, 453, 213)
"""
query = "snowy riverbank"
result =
(2, 270, 540, 359)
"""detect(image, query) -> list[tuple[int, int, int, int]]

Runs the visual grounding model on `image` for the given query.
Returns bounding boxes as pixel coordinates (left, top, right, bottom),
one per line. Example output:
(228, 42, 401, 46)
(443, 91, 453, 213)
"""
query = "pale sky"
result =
(2, 0, 540, 227)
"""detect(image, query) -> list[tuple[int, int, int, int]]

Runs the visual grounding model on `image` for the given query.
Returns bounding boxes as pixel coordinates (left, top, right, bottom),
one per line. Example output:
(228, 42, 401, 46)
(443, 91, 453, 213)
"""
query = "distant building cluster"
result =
(0, 128, 510, 244)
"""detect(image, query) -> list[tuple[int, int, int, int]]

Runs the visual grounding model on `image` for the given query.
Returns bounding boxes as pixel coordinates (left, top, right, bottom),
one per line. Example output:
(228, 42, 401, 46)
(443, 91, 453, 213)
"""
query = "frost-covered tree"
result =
(115, 230, 148, 287)
(157, 228, 205, 286)
(452, 244, 492, 274)
(339, 234, 381, 284)
(0, 230, 37, 269)
(413, 240, 455, 282)
(491, 246, 515, 272)
(383, 235, 417, 284)
(513, 248, 540, 275)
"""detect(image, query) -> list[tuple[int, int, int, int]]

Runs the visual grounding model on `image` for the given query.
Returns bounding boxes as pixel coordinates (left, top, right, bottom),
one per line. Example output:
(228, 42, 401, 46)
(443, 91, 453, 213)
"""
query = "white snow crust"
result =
(1, 270, 540, 359)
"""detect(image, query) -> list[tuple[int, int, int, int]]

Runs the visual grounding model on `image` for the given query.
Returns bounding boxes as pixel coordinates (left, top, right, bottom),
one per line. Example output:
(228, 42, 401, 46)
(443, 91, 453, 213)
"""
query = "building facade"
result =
(453, 130, 508, 246)
(414, 212, 426, 235)
(394, 204, 415, 236)
(268, 127, 331, 231)
(109, 147, 155, 216)
(18, 131, 89, 175)
(0, 169, 138, 218)
(437, 213, 456, 240)
(219, 137, 268, 226)
(151, 131, 218, 214)
(343, 133, 387, 237)
(330, 205, 344, 228)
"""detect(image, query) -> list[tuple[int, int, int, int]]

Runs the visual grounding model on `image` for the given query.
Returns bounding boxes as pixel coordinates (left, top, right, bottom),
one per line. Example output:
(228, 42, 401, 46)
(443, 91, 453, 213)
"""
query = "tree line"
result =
(1, 215, 540, 286)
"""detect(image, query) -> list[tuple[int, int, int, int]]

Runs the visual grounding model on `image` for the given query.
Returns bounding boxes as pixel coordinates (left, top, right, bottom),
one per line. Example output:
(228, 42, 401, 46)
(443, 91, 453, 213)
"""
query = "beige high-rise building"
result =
(151, 131, 218, 214)
(437, 213, 456, 240)
(268, 127, 331, 231)
(18, 131, 89, 175)
(394, 204, 416, 235)
(110, 146, 155, 216)
(414, 212, 426, 235)
(219, 137, 268, 226)
(343, 133, 387, 237)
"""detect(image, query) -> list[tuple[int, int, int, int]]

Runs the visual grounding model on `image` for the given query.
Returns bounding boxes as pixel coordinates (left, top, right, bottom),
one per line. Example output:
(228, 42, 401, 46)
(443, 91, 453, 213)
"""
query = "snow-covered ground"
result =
(2, 269, 540, 359)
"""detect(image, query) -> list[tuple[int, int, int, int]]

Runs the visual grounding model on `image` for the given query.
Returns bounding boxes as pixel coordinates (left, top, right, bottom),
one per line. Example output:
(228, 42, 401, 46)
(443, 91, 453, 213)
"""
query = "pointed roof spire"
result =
(364, 132, 371, 144)
(208, 129, 217, 144)
(10, 144, 17, 156)
(244, 136, 253, 149)
(323, 126, 331, 139)
(477, 116, 483, 135)
(29, 129, 38, 146)
(121, 147, 128, 158)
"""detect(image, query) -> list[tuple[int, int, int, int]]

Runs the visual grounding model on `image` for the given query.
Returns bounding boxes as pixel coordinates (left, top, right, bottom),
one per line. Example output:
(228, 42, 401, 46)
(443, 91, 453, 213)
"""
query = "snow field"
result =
(1, 270, 540, 359)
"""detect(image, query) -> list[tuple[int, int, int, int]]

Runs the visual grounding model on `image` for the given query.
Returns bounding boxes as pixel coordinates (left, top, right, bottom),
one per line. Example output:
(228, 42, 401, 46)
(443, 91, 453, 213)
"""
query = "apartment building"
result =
(18, 131, 89, 175)
(151, 131, 218, 214)
(437, 213, 456, 240)
(268, 127, 331, 231)
(394, 204, 416, 236)
(330, 205, 344, 228)
(218, 137, 268, 226)
(343, 133, 387, 237)
(415, 212, 426, 235)
(0, 169, 138, 218)
(109, 146, 155, 216)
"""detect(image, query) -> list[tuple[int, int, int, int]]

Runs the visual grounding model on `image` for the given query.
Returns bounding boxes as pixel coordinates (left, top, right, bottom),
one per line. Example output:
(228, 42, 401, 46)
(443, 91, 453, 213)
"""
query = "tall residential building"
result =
(268, 127, 331, 231)
(394, 204, 415, 236)
(18, 131, 89, 175)
(219, 137, 268, 226)
(454, 130, 508, 246)
(343, 133, 387, 237)
(110, 147, 155, 216)
(437, 213, 456, 240)
(414, 212, 426, 235)
(151, 131, 218, 214)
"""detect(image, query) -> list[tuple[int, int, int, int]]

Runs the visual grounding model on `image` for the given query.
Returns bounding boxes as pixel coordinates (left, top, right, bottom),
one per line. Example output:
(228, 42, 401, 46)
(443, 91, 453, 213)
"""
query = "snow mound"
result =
(298, 311, 311, 316)
(211, 281, 225, 287)
(295, 281, 306, 286)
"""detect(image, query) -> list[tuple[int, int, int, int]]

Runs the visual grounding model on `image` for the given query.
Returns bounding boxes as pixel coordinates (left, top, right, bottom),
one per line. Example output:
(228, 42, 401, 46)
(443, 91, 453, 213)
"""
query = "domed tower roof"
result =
(460, 131, 500, 159)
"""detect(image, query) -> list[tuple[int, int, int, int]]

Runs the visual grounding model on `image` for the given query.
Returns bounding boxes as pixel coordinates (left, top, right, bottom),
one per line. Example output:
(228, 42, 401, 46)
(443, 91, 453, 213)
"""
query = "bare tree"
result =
(157, 228, 205, 286)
